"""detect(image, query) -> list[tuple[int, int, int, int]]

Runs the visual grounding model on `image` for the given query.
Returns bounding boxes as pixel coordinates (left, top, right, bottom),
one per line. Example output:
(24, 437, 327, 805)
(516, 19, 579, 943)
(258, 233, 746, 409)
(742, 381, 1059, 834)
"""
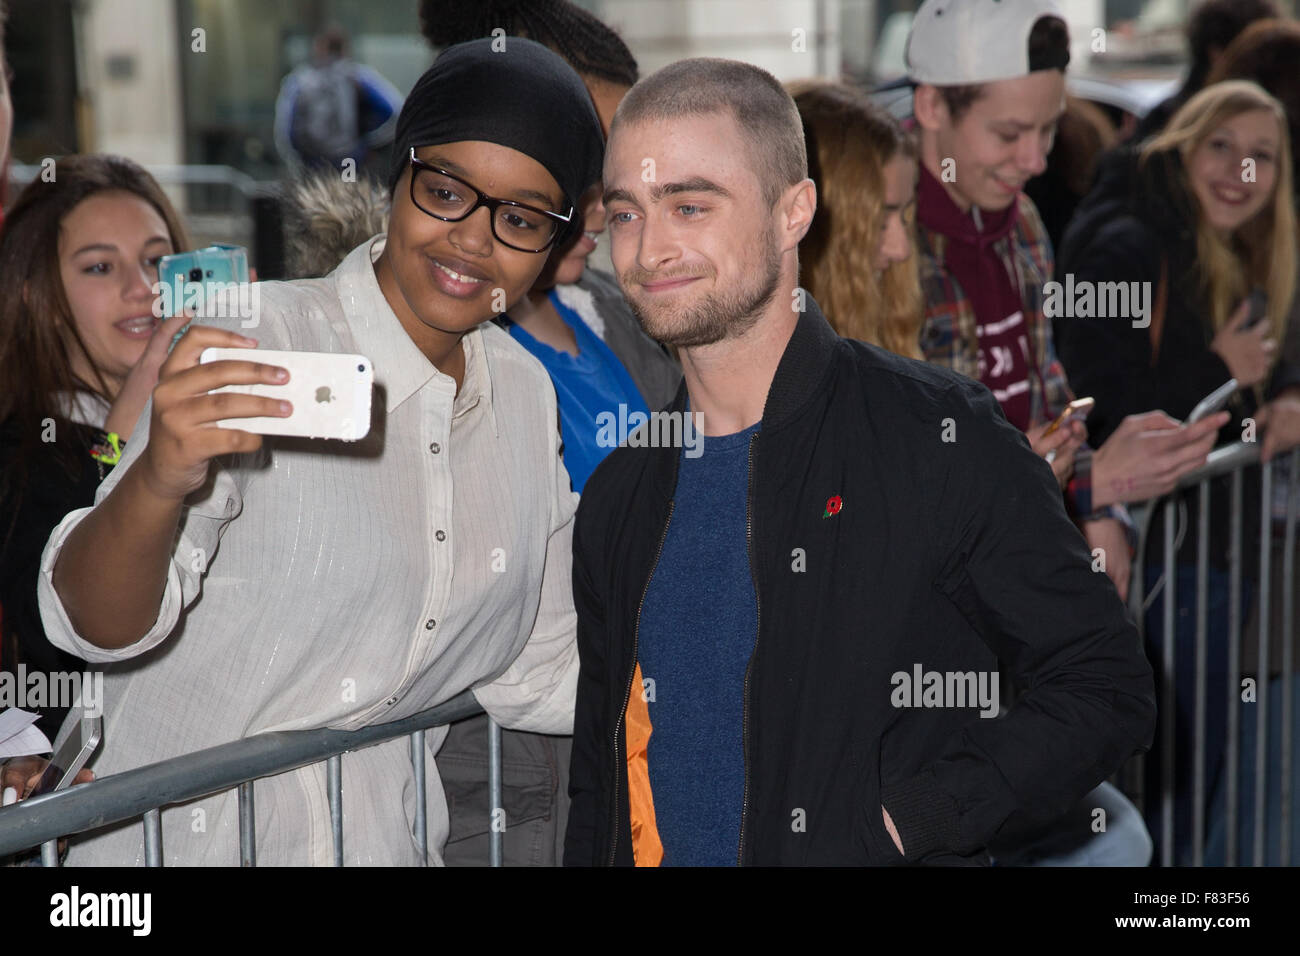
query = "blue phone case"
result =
(158, 244, 251, 350)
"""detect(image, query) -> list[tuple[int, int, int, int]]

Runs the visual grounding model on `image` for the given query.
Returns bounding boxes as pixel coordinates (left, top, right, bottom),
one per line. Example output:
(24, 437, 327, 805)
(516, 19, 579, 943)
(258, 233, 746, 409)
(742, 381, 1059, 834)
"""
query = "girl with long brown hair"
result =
(0, 154, 191, 738)
(792, 81, 923, 359)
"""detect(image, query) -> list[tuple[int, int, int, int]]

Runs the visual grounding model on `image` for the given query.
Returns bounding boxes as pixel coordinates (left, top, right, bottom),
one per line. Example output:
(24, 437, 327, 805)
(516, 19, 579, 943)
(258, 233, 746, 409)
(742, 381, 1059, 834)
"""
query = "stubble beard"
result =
(623, 226, 783, 348)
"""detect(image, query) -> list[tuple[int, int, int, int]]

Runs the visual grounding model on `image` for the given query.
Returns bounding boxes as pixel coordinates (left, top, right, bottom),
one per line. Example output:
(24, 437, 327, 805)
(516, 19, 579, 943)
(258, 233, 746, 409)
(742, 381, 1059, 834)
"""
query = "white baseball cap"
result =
(905, 0, 1068, 86)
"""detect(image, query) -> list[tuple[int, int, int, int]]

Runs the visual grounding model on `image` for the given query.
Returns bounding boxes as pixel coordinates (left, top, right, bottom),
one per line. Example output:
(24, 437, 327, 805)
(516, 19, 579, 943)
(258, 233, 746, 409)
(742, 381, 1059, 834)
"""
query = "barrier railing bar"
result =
(1178, 442, 1261, 488)
(1282, 448, 1298, 864)
(1253, 461, 1273, 866)
(488, 717, 503, 868)
(1193, 480, 1209, 866)
(143, 808, 162, 867)
(1226, 468, 1243, 867)
(327, 755, 344, 867)
(410, 730, 428, 866)
(238, 781, 256, 867)
(0, 690, 483, 858)
(1160, 497, 1177, 867)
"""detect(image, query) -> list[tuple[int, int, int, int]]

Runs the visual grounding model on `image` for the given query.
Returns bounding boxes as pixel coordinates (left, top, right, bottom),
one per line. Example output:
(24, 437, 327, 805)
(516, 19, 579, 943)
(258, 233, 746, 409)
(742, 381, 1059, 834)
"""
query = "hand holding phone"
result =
(139, 326, 292, 502)
(0, 713, 101, 805)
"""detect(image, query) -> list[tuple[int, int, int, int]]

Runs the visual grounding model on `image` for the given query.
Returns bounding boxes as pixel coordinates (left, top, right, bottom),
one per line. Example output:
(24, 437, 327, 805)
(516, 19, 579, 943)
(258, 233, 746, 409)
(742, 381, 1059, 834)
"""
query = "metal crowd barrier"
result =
(1127, 442, 1300, 866)
(0, 690, 506, 867)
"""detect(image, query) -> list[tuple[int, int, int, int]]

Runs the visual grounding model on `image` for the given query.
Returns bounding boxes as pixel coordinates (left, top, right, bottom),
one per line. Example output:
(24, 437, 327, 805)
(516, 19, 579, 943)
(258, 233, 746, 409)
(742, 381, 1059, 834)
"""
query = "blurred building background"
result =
(7, 0, 1291, 257)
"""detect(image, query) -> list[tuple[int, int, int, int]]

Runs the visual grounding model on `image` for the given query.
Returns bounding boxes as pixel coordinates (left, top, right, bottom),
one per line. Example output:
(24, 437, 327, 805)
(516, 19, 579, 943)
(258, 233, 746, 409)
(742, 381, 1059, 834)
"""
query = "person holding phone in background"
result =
(1055, 79, 1300, 864)
(0, 156, 194, 748)
(31, 38, 603, 866)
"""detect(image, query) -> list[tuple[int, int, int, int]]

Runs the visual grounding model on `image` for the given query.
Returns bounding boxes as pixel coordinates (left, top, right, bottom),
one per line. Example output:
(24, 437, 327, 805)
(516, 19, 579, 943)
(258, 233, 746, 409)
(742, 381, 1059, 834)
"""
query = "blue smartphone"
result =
(157, 244, 251, 350)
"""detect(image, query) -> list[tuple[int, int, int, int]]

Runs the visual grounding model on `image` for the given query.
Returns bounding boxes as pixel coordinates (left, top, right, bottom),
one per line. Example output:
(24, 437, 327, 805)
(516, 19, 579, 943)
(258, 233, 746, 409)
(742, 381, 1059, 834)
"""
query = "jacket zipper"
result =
(608, 500, 675, 865)
(737, 431, 760, 865)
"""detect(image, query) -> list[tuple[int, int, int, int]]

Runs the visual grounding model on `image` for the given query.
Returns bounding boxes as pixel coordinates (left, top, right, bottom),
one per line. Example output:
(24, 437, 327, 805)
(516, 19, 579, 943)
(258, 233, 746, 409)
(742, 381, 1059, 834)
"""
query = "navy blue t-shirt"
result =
(637, 421, 760, 865)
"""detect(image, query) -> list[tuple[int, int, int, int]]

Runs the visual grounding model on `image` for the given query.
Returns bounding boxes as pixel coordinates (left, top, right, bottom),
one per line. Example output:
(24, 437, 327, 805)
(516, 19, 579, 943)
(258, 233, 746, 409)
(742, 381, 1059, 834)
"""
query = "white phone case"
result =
(199, 348, 373, 441)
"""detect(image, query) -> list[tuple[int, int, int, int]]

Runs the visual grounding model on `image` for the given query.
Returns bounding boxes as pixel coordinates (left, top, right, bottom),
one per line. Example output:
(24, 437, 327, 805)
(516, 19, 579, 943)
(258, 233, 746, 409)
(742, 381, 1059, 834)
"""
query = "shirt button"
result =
(387, 695, 398, 706)
(429, 441, 440, 454)
(435, 530, 446, 542)
(425, 619, 436, 630)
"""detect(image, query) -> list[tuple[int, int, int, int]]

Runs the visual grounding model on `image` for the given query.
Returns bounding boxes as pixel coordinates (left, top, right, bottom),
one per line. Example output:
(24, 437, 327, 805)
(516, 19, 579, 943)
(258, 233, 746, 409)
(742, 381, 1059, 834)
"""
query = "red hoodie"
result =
(917, 163, 1032, 430)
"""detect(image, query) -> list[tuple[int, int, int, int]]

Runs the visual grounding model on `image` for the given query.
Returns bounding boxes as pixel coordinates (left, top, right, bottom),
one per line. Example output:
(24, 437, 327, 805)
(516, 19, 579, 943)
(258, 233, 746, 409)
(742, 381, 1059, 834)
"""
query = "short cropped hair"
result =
(613, 58, 807, 208)
(938, 15, 1070, 124)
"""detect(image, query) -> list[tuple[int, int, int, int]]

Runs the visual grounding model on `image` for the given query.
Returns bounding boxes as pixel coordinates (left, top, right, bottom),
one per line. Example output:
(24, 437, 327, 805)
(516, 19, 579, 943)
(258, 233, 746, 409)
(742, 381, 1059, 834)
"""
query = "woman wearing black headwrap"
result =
(27, 39, 606, 865)
(378, 36, 604, 374)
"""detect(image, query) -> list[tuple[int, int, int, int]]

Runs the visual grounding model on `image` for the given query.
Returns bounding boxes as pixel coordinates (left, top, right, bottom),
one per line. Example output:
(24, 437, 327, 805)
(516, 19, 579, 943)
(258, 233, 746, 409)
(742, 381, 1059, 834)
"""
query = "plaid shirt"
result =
(916, 193, 1118, 527)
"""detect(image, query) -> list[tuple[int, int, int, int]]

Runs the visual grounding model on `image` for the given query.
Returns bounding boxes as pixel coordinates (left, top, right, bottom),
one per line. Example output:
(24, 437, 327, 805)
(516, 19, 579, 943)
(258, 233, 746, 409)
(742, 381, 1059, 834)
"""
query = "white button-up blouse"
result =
(37, 235, 579, 865)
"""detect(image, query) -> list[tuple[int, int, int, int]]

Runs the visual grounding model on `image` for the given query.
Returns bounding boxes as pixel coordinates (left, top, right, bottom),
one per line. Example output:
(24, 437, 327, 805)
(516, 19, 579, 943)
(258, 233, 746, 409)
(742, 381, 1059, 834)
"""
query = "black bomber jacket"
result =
(564, 298, 1156, 866)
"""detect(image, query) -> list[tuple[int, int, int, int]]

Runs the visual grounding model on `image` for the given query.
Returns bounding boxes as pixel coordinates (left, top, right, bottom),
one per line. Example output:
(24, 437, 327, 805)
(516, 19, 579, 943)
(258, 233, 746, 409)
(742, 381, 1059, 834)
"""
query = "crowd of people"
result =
(1, 0, 1299, 867)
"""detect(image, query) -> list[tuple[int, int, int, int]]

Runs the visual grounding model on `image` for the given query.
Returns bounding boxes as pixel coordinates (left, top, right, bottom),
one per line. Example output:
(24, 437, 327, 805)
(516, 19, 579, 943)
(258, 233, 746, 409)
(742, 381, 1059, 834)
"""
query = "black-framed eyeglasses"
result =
(406, 148, 573, 254)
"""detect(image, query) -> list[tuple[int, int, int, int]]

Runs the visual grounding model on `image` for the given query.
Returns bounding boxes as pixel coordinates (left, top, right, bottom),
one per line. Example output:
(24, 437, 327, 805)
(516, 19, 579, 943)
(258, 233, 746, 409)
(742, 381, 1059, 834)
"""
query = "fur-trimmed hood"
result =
(280, 171, 391, 279)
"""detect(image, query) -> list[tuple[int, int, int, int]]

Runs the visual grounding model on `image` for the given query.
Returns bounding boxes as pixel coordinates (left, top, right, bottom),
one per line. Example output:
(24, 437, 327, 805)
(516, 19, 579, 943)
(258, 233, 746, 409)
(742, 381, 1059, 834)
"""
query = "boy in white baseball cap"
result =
(906, 0, 1071, 89)
(908, 0, 1223, 539)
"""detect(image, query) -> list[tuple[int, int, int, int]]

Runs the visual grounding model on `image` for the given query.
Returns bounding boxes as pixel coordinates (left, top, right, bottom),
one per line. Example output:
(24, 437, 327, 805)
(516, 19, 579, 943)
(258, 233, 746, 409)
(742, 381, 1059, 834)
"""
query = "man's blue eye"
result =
(679, 205, 702, 216)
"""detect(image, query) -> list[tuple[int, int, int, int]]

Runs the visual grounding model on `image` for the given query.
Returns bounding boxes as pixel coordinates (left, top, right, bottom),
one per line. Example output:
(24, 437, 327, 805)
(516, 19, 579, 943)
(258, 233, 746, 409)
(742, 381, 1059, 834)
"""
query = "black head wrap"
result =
(388, 37, 605, 248)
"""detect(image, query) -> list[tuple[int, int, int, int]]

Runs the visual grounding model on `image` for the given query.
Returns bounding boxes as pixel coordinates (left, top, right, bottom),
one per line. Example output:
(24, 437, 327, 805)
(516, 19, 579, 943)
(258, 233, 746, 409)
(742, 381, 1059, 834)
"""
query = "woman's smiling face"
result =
(57, 190, 174, 395)
(1186, 108, 1281, 236)
(379, 140, 568, 346)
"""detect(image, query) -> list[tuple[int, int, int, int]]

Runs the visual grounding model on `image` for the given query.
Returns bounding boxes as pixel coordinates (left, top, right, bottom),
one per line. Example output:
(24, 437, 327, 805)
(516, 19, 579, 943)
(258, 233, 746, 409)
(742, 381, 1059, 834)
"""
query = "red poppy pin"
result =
(823, 495, 843, 518)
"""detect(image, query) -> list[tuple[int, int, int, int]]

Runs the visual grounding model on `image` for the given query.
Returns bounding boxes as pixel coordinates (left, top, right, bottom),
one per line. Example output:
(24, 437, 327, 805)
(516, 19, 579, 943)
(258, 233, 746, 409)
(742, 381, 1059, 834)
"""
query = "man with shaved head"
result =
(564, 56, 1155, 866)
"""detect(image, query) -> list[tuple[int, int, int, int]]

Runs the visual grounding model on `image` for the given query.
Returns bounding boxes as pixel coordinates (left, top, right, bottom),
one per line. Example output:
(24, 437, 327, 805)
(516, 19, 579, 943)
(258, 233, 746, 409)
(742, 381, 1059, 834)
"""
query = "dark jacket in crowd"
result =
(565, 298, 1156, 866)
(1054, 147, 1300, 571)
(0, 418, 101, 740)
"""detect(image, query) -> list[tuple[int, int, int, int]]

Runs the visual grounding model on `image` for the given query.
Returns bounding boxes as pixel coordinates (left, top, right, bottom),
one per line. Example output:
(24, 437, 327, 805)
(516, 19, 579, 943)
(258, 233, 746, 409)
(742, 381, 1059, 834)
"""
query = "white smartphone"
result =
(29, 712, 102, 798)
(199, 348, 373, 441)
(1186, 378, 1238, 426)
